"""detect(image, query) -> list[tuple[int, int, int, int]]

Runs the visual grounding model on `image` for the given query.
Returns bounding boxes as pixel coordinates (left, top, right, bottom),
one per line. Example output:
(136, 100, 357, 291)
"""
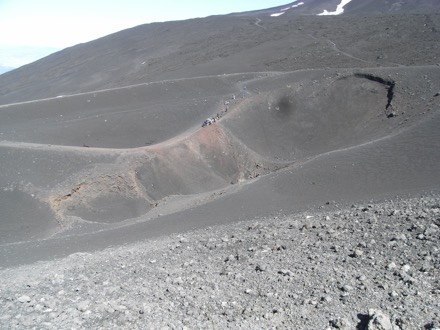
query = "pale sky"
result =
(0, 0, 293, 69)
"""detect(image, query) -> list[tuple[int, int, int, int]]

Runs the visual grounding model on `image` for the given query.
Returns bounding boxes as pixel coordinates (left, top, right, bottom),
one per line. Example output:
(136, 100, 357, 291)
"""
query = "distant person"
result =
(202, 118, 212, 127)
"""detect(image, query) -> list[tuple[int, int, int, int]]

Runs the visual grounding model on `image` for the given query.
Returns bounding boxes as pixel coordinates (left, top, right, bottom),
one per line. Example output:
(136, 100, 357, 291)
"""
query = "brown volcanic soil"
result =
(0, 1, 440, 328)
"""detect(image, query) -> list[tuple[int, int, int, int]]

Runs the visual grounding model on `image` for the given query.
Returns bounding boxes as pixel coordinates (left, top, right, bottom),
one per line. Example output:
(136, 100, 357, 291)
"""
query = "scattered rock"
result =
(365, 309, 392, 330)
(425, 321, 440, 330)
(77, 300, 90, 312)
(401, 264, 411, 273)
(255, 264, 267, 272)
(278, 269, 293, 276)
(17, 295, 31, 303)
(1, 194, 439, 329)
(330, 317, 352, 329)
(351, 249, 364, 258)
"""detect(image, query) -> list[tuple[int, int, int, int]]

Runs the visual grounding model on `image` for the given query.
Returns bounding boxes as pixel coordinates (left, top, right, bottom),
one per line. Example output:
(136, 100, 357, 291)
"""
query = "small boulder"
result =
(351, 249, 363, 258)
(366, 309, 392, 330)
(17, 295, 31, 303)
(330, 317, 352, 329)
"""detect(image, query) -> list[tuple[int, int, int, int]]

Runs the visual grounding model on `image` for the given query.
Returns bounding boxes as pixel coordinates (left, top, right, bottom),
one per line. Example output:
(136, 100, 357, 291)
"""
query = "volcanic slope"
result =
(1, 3, 440, 330)
(1, 2, 439, 105)
(1, 63, 440, 266)
(0, 0, 439, 266)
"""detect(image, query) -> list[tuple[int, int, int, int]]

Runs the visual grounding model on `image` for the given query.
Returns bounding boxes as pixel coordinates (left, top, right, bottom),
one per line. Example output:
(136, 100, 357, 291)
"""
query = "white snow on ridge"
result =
(271, 12, 285, 17)
(270, 1, 304, 18)
(318, 0, 352, 15)
(291, 2, 304, 8)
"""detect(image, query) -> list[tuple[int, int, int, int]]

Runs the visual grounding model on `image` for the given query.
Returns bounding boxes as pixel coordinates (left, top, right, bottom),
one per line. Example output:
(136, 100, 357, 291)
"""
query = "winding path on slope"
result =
(326, 38, 371, 64)
(305, 33, 372, 65)
(305, 32, 406, 67)
(326, 38, 406, 67)
(254, 18, 265, 29)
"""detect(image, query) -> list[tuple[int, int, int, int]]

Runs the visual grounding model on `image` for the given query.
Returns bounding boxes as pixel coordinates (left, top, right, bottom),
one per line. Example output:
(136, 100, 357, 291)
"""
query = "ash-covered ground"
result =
(1, 194, 439, 329)
(0, 1, 440, 329)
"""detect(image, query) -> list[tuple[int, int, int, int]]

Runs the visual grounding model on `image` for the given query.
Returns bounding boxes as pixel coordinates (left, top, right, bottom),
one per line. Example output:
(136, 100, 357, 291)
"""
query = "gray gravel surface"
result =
(1, 193, 439, 329)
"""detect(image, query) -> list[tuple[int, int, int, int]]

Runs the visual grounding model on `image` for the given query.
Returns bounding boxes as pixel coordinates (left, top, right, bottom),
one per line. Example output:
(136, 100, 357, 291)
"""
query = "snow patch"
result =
(270, 2, 303, 17)
(318, 0, 352, 16)
(291, 2, 304, 8)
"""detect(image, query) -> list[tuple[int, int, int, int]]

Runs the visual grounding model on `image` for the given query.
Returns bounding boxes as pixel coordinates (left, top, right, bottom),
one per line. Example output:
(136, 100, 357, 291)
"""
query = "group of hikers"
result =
(201, 88, 247, 128)
(201, 99, 230, 128)
(202, 110, 226, 127)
